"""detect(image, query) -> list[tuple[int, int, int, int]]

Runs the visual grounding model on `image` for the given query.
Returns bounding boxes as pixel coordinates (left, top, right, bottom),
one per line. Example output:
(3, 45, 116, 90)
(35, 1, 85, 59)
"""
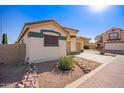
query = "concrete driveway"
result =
(66, 50, 124, 88)
(78, 55, 124, 88)
(75, 50, 116, 63)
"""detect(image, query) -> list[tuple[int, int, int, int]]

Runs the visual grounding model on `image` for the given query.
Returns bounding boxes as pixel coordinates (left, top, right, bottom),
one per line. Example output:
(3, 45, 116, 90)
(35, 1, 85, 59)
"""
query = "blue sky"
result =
(0, 5, 124, 44)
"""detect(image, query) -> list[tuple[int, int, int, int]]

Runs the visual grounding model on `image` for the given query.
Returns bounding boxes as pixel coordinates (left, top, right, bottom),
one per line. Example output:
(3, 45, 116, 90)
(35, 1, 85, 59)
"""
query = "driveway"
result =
(78, 55, 124, 88)
(75, 50, 115, 63)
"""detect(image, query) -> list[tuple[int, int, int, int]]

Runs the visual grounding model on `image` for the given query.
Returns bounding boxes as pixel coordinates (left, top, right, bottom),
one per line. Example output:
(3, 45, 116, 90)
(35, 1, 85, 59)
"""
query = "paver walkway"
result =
(78, 55, 124, 88)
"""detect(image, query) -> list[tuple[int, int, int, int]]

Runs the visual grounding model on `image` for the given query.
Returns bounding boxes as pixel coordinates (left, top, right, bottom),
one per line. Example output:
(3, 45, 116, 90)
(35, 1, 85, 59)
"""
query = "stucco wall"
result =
(71, 37, 76, 52)
(0, 44, 26, 64)
(120, 31, 124, 41)
(23, 24, 67, 63)
(28, 38, 66, 63)
(102, 28, 124, 43)
(80, 41, 84, 50)
(105, 43, 124, 50)
(29, 24, 65, 36)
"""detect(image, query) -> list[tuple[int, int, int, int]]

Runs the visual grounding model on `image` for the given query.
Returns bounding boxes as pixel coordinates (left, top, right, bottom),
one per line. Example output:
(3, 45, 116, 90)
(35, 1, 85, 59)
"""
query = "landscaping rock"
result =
(76, 61, 91, 74)
(83, 67, 91, 74)
(16, 64, 39, 88)
(16, 83, 24, 88)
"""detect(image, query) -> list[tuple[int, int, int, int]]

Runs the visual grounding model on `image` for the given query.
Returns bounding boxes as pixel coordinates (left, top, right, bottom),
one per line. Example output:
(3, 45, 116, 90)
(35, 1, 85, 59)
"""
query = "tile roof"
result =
(63, 27, 79, 32)
(18, 19, 79, 41)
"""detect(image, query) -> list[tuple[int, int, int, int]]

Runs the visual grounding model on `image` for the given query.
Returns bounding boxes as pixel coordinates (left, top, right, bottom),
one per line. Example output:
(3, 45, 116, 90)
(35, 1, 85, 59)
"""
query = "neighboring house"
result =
(79, 37, 91, 47)
(88, 43, 97, 49)
(96, 28, 124, 54)
(78, 36, 91, 49)
(17, 20, 87, 63)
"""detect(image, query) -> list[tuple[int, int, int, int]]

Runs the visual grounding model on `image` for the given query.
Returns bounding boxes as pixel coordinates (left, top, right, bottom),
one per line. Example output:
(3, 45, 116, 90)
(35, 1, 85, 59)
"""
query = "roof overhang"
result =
(17, 20, 69, 42)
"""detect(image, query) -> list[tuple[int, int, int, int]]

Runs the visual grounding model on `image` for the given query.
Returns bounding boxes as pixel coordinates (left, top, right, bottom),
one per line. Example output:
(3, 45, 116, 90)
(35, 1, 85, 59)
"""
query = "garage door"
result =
(105, 43, 124, 50)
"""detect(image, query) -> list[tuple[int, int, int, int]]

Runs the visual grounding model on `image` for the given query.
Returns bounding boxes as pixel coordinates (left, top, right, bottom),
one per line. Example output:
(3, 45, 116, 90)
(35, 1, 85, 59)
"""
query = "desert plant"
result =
(2, 33, 8, 44)
(57, 56, 74, 71)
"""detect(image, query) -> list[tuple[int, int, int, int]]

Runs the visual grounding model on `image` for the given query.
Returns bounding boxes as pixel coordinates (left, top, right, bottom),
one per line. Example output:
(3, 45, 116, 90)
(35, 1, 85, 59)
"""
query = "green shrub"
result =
(57, 56, 74, 71)
(2, 33, 8, 44)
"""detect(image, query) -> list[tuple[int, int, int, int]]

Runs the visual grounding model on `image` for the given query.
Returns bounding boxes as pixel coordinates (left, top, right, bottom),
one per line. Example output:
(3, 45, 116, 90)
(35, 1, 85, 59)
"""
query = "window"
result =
(109, 33, 118, 40)
(44, 34, 59, 46)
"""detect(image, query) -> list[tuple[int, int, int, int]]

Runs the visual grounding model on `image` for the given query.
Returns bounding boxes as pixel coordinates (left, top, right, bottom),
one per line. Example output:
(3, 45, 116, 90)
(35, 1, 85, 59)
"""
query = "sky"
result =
(0, 5, 124, 44)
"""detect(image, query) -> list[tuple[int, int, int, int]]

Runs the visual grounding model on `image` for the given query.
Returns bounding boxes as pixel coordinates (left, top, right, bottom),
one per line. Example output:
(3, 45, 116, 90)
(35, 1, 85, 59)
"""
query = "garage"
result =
(105, 43, 124, 54)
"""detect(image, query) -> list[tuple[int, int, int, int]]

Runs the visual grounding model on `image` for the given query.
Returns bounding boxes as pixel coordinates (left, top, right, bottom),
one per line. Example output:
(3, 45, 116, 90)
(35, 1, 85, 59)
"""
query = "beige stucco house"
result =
(17, 20, 88, 63)
(96, 28, 124, 54)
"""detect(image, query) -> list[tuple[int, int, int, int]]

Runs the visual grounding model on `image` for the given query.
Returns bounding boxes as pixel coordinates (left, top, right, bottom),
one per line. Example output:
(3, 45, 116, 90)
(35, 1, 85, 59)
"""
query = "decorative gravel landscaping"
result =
(36, 57, 101, 88)
(0, 57, 101, 88)
(0, 63, 28, 88)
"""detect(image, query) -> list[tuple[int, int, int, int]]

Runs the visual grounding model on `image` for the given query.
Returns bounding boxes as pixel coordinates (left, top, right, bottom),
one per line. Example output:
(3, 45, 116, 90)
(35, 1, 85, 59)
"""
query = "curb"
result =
(65, 56, 117, 88)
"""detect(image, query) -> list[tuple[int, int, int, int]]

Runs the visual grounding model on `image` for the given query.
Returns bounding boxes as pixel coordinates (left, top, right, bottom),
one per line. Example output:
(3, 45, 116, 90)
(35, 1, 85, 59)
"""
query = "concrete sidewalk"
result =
(78, 55, 124, 88)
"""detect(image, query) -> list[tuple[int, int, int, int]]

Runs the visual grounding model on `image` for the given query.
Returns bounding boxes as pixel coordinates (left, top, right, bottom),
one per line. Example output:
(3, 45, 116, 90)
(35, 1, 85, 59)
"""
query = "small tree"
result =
(2, 33, 8, 44)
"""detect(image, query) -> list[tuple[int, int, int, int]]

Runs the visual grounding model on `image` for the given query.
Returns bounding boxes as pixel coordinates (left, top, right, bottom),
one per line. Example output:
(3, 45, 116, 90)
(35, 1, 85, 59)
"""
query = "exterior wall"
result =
(64, 28, 77, 36)
(29, 23, 65, 36)
(96, 28, 124, 52)
(18, 21, 87, 61)
(76, 39, 84, 52)
(96, 28, 124, 43)
(102, 28, 124, 43)
(64, 28, 77, 53)
(80, 41, 84, 50)
(96, 35, 101, 42)
(105, 43, 124, 50)
(0, 44, 26, 64)
(66, 41, 71, 54)
(89, 43, 97, 49)
(84, 39, 90, 46)
(120, 31, 124, 41)
(70, 37, 76, 52)
(28, 38, 66, 63)
(96, 35, 103, 43)
(22, 24, 67, 63)
(19, 33, 30, 62)
(67, 37, 85, 53)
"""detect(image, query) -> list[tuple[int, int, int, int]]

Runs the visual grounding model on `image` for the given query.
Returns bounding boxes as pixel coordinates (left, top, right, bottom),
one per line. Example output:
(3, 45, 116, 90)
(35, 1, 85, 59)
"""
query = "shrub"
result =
(2, 33, 8, 44)
(57, 56, 74, 71)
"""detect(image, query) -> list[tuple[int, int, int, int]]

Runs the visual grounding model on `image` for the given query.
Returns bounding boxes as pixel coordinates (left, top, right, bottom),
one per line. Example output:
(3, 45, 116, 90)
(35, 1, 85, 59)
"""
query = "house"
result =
(96, 28, 124, 54)
(77, 36, 91, 49)
(88, 43, 97, 50)
(17, 20, 87, 63)
(78, 37, 91, 47)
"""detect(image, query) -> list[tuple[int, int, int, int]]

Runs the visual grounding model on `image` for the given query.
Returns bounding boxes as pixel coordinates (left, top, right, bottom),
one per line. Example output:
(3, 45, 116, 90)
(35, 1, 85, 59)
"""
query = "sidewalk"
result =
(78, 55, 124, 88)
